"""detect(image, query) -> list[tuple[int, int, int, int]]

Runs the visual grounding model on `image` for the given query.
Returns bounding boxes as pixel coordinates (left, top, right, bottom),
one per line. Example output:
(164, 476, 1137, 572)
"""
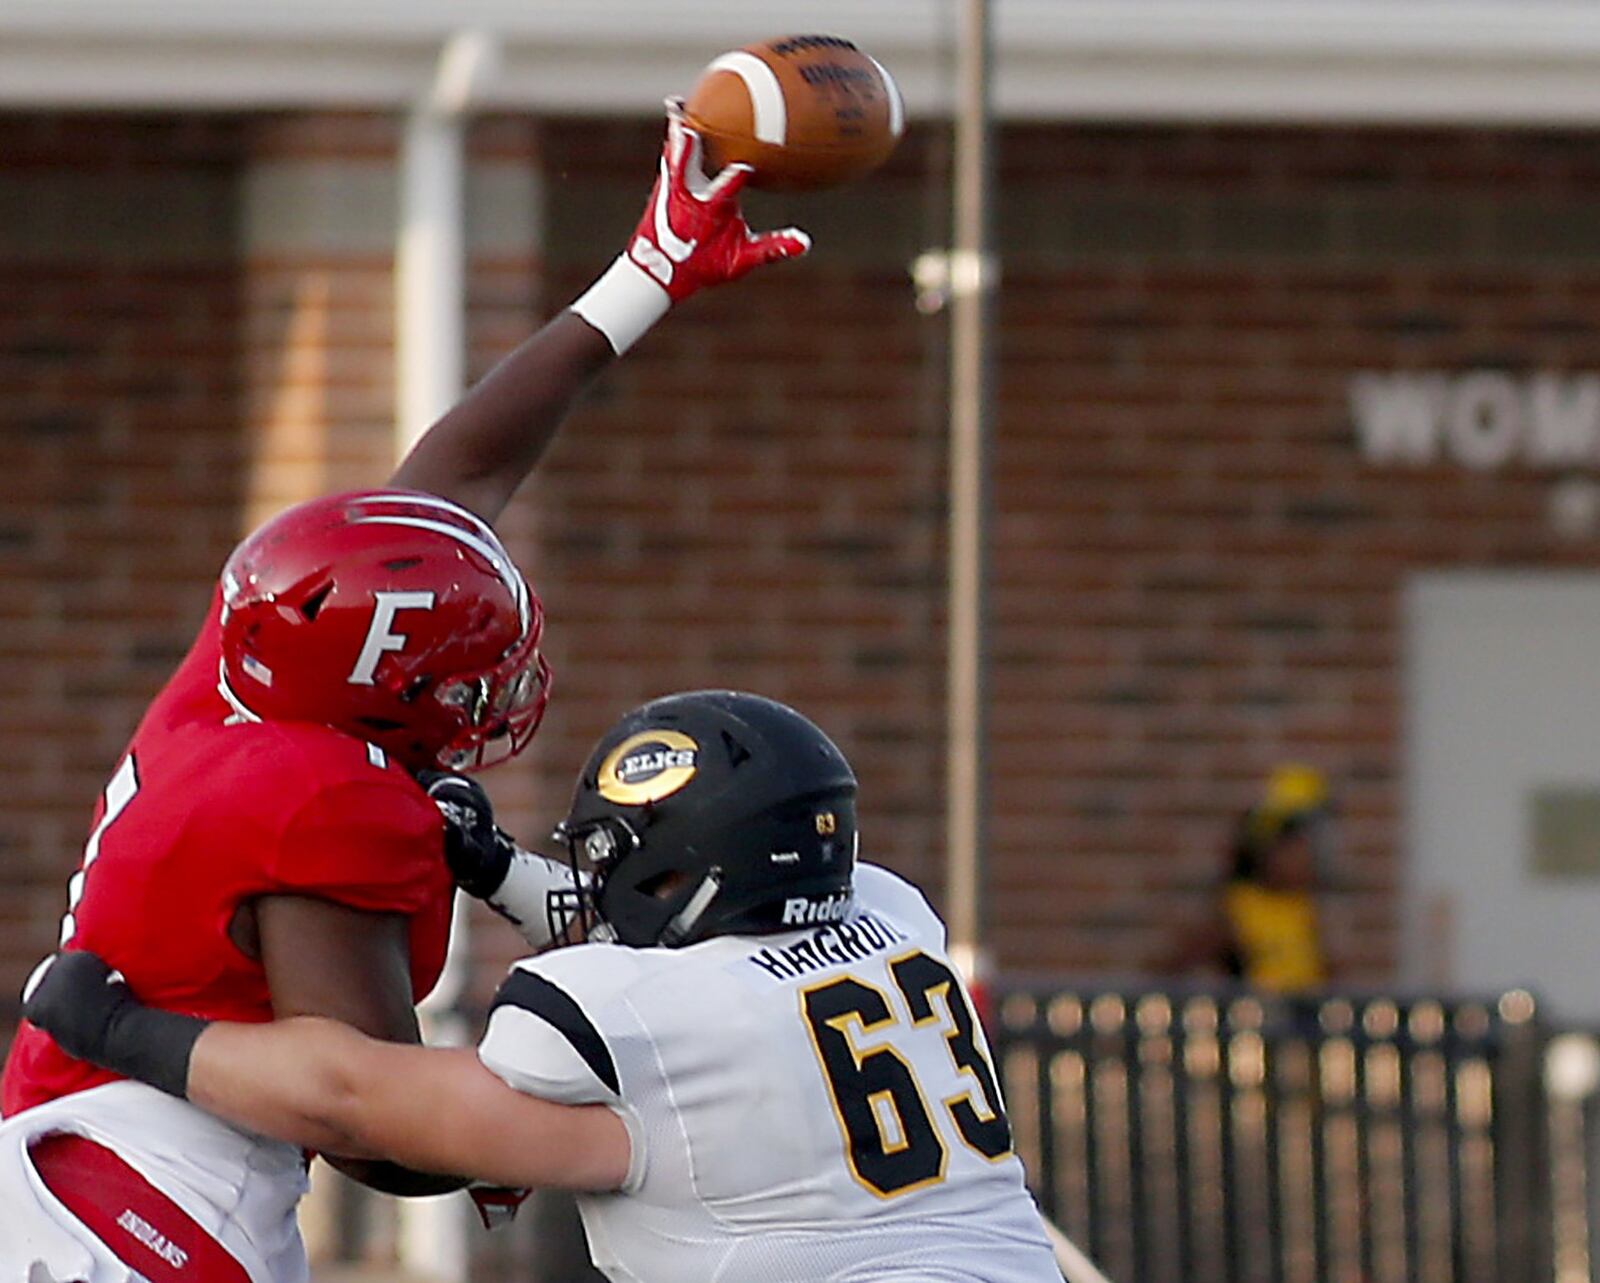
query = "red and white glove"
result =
(570, 98, 811, 354)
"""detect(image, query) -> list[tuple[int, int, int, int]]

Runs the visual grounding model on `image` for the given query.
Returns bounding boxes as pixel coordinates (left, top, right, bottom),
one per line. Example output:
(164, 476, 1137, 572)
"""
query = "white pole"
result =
(396, 29, 498, 453)
(945, 0, 997, 981)
(394, 30, 497, 1283)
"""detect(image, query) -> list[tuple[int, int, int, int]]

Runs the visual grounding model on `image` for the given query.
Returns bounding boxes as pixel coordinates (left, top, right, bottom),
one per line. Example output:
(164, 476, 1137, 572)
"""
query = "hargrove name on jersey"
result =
(749, 906, 908, 980)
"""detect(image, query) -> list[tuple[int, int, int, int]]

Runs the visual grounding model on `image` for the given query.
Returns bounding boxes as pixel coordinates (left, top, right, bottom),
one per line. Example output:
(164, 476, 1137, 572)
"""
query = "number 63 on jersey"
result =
(800, 949, 1012, 1199)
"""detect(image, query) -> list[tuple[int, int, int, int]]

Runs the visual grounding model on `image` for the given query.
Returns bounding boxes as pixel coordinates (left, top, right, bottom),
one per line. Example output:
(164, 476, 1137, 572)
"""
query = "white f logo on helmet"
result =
(349, 591, 435, 685)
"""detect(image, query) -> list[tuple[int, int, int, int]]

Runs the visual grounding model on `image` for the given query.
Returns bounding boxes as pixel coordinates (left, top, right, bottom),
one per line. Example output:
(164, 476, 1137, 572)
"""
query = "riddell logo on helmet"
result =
(597, 730, 700, 806)
(782, 892, 851, 926)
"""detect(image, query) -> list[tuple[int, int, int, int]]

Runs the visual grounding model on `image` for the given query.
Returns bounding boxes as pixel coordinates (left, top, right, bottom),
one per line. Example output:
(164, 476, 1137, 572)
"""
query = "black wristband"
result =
(103, 1002, 209, 1100)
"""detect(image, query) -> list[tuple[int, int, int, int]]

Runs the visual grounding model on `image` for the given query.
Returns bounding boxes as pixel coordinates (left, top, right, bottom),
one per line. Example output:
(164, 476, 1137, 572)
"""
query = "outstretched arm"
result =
(189, 1019, 630, 1192)
(387, 315, 611, 525)
(249, 894, 471, 1195)
(389, 101, 808, 524)
(23, 953, 631, 1193)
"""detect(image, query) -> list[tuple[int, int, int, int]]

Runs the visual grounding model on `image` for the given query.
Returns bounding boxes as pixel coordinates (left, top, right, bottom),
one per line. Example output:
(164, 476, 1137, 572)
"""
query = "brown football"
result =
(683, 34, 905, 191)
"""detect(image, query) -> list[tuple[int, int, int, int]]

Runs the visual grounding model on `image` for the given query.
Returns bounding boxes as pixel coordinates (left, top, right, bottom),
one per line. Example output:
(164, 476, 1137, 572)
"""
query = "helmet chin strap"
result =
(659, 867, 723, 948)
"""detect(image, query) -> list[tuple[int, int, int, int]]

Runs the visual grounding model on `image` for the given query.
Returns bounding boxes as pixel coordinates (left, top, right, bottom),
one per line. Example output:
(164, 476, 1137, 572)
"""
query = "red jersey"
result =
(3, 593, 455, 1117)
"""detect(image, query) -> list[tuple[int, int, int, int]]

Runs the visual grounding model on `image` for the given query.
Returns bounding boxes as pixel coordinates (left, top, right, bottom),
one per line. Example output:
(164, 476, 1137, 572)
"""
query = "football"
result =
(683, 34, 905, 191)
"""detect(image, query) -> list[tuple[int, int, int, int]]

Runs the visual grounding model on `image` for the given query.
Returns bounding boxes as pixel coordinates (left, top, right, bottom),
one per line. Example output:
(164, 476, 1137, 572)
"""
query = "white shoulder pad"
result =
(854, 863, 947, 949)
(476, 946, 645, 1106)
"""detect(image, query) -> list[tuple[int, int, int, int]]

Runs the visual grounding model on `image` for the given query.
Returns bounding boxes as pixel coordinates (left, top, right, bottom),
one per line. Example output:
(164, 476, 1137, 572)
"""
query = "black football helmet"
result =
(550, 691, 858, 948)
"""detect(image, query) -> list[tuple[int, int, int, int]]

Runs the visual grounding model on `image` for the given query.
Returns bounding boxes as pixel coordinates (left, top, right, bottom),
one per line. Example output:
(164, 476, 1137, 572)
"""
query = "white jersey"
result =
(477, 864, 1059, 1283)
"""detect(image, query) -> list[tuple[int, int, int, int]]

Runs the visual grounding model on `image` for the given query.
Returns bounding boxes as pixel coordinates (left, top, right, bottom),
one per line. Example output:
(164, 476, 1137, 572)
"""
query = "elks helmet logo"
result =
(596, 729, 700, 806)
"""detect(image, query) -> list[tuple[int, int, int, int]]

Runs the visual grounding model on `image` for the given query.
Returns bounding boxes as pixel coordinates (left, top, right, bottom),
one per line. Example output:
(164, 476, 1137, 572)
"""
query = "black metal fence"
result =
(989, 981, 1596, 1283)
(9, 987, 1598, 1283)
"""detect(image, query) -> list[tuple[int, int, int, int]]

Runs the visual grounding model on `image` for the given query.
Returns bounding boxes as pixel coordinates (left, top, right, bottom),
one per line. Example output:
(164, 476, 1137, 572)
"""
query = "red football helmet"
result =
(217, 489, 551, 772)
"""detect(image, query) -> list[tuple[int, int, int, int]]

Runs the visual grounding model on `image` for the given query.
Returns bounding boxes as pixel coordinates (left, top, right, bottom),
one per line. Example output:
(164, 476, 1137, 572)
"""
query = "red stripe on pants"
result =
(28, 1133, 252, 1283)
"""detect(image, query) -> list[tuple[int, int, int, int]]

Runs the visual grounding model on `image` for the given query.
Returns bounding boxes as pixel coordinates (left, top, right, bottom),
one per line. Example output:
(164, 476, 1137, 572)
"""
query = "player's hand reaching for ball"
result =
(570, 98, 810, 355)
(630, 97, 811, 302)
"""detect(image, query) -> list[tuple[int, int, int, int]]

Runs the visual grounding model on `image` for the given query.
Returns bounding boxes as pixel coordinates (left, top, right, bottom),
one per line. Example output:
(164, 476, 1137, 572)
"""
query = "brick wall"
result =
(8, 115, 1600, 1065)
(0, 115, 247, 1038)
(527, 120, 1600, 986)
(0, 110, 548, 1037)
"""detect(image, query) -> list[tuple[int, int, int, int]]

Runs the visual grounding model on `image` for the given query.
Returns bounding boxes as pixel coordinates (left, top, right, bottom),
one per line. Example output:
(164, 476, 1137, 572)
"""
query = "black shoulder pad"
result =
(489, 969, 619, 1095)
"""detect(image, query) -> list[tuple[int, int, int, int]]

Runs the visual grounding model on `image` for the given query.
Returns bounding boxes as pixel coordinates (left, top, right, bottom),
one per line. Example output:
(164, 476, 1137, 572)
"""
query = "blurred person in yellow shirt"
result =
(1167, 765, 1337, 994)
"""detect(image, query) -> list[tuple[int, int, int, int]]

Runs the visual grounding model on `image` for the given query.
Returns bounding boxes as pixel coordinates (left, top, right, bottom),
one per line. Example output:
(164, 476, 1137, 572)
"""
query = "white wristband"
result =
(569, 254, 671, 355)
(487, 845, 579, 951)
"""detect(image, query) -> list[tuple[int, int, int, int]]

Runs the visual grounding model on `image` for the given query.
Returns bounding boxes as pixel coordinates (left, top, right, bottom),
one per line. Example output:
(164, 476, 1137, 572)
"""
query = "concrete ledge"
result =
(9, 2, 1600, 125)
